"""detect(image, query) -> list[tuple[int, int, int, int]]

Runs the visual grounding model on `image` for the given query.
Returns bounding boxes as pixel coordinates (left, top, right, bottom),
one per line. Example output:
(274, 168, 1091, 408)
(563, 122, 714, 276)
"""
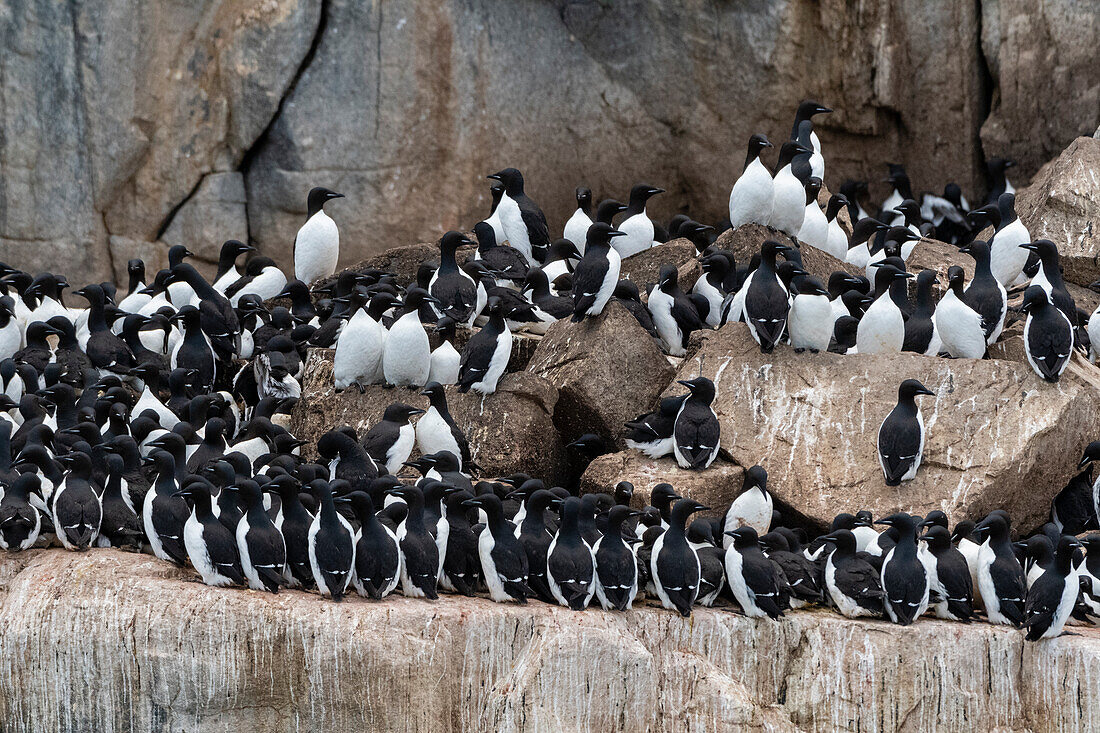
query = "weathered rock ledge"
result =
(2, 549, 1099, 732)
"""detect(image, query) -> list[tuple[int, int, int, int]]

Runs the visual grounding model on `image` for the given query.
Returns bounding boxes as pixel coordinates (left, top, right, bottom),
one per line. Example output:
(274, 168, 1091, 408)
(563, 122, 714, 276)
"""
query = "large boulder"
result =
(5, 549, 1100, 732)
(710, 224, 861, 283)
(291, 349, 567, 482)
(527, 300, 674, 447)
(1017, 136, 1100, 288)
(620, 238, 699, 291)
(664, 322, 1100, 531)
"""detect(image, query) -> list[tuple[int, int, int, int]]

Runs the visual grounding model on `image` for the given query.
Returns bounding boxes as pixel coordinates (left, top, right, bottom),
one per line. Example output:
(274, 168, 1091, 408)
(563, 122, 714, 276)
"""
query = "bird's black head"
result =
(796, 100, 831, 119)
(628, 183, 665, 207)
(472, 221, 497, 251)
(747, 132, 773, 154)
(898, 379, 934, 401)
(1020, 284, 1051, 314)
(742, 465, 768, 496)
(487, 168, 524, 194)
(595, 199, 629, 224)
(220, 239, 255, 261)
(439, 230, 474, 253)
(677, 377, 716, 405)
(1079, 441, 1100, 470)
(725, 525, 759, 548)
(307, 187, 344, 217)
(383, 402, 425, 424)
(585, 222, 627, 249)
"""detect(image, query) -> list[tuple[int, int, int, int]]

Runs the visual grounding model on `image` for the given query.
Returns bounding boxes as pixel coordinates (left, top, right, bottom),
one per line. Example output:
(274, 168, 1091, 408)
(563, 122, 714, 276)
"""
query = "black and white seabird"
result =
(571, 223, 626, 322)
(935, 266, 987, 359)
(788, 275, 833, 353)
(307, 479, 356, 601)
(516, 488, 562, 604)
(1024, 535, 1082, 641)
(725, 526, 785, 619)
(547, 496, 597, 610)
(647, 266, 704, 357)
(728, 133, 774, 229)
(877, 379, 934, 486)
(855, 263, 911, 354)
(593, 505, 642, 611)
(822, 529, 885, 618)
(0, 472, 42, 551)
(429, 231, 482, 328)
(97, 453, 143, 548)
(768, 141, 812, 236)
(759, 530, 823, 608)
(382, 288, 438, 388)
(615, 184, 664, 259)
(988, 193, 1030, 286)
(294, 187, 344, 286)
(177, 480, 245, 587)
(918, 523, 974, 622)
(877, 513, 930, 625)
(973, 513, 1027, 626)
(235, 478, 288, 593)
(742, 240, 792, 353)
(487, 168, 549, 265)
(1021, 285, 1073, 383)
(672, 377, 720, 470)
(959, 239, 1008, 345)
(723, 465, 773, 542)
(388, 485, 440, 599)
(341, 491, 401, 600)
(415, 382, 474, 471)
(902, 270, 941, 355)
(142, 449, 189, 564)
(457, 297, 512, 395)
(362, 403, 424, 475)
(563, 187, 594, 252)
(651, 498, 707, 616)
(466, 493, 530, 603)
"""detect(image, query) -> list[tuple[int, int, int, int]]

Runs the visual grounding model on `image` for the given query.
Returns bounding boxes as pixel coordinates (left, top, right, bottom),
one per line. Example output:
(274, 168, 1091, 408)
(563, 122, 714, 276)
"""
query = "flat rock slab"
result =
(291, 349, 567, 482)
(665, 323, 1100, 531)
(3, 549, 1100, 732)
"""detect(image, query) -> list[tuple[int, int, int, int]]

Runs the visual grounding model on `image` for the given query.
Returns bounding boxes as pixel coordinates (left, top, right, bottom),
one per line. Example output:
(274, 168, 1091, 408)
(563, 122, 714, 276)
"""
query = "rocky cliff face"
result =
(1, 0, 1096, 283)
(3, 549, 1100, 732)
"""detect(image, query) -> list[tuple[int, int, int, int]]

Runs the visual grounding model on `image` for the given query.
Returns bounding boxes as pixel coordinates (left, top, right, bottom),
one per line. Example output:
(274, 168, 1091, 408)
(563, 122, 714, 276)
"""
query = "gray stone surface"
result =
(0, 0, 1097, 283)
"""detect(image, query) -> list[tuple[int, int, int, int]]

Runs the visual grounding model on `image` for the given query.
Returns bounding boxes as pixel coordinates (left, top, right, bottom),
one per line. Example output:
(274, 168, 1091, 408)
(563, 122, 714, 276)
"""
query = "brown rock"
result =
(710, 224, 862, 283)
(580, 450, 745, 521)
(290, 349, 567, 482)
(330, 242, 479, 291)
(667, 322, 1100, 531)
(6, 548, 1100, 732)
(527, 300, 674, 447)
(620, 238, 700, 292)
(1017, 136, 1100, 288)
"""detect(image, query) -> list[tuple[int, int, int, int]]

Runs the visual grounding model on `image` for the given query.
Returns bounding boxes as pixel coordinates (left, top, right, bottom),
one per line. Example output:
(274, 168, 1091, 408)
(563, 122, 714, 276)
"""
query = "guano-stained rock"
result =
(1017, 136, 1100, 288)
(3, 549, 1100, 732)
(665, 322, 1100, 531)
